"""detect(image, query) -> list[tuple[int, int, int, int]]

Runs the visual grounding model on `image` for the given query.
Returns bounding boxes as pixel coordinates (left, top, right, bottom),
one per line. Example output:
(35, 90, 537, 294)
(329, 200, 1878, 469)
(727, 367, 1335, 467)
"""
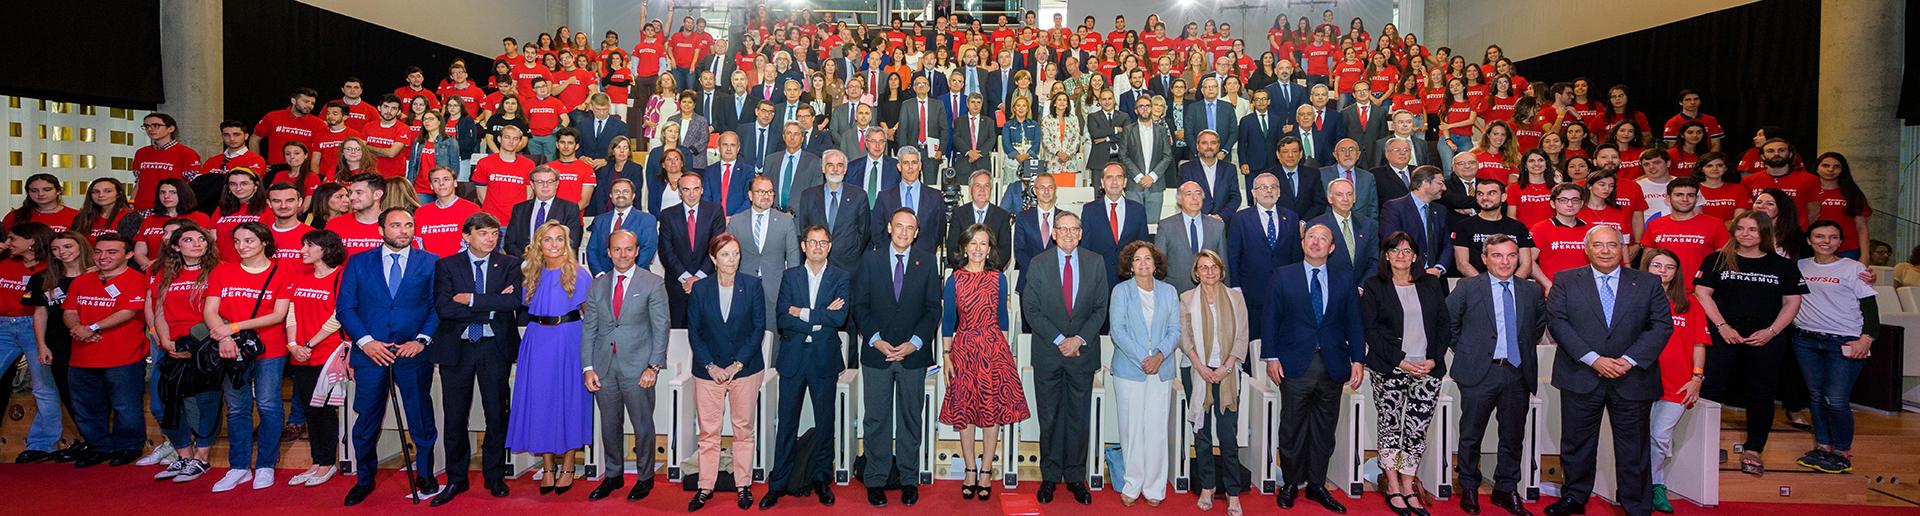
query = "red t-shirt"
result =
(1611, 178, 1648, 212)
(1662, 112, 1725, 143)
(604, 67, 634, 104)
(1331, 61, 1366, 93)
(437, 82, 485, 118)
(1366, 68, 1400, 97)
(523, 96, 567, 137)
(668, 32, 707, 69)
(1531, 219, 1592, 280)
(338, 100, 377, 131)
(154, 265, 208, 340)
(393, 87, 441, 112)
(68, 269, 149, 368)
(134, 212, 213, 262)
(213, 206, 270, 259)
(1479, 95, 1519, 124)
(1303, 43, 1335, 75)
(253, 110, 324, 166)
(0, 258, 44, 317)
(201, 149, 268, 184)
(1643, 214, 1729, 289)
(1443, 103, 1476, 137)
(414, 199, 481, 257)
(326, 214, 384, 257)
(270, 222, 314, 273)
(132, 142, 203, 210)
(1811, 187, 1870, 252)
(1578, 206, 1635, 244)
(283, 268, 345, 366)
(554, 68, 597, 109)
(362, 120, 415, 179)
(512, 61, 552, 99)
(22, 207, 80, 233)
(1697, 183, 1748, 222)
(1512, 118, 1546, 153)
(1472, 150, 1513, 180)
(207, 263, 291, 358)
(310, 126, 363, 177)
(633, 37, 668, 77)
(1742, 170, 1818, 212)
(1505, 182, 1555, 228)
(1658, 301, 1709, 404)
(474, 154, 534, 225)
(411, 141, 441, 194)
(546, 159, 593, 205)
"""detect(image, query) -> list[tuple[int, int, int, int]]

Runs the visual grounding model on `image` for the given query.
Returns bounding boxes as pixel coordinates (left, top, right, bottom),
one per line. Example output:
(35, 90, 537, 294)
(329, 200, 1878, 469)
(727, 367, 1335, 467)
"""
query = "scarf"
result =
(1185, 285, 1238, 427)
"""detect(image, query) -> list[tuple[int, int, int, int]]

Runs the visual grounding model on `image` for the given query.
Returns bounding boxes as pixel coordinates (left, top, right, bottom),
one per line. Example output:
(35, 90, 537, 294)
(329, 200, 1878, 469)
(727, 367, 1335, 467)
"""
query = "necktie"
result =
(612, 210, 625, 230)
(1501, 280, 1519, 362)
(1206, 101, 1216, 130)
(756, 128, 768, 158)
(1265, 210, 1278, 248)
(780, 155, 796, 208)
(1599, 274, 1616, 328)
(387, 254, 403, 297)
(596, 119, 605, 136)
(1309, 267, 1324, 324)
(1340, 218, 1356, 264)
(1316, 109, 1325, 130)
(1259, 114, 1267, 135)
(754, 212, 766, 250)
(785, 104, 796, 121)
(704, 92, 713, 117)
(866, 162, 880, 206)
(1397, 168, 1410, 188)
(1061, 254, 1075, 317)
(892, 254, 905, 300)
(1108, 201, 1120, 243)
(720, 163, 733, 210)
(1188, 218, 1201, 254)
(1302, 132, 1314, 158)
(535, 201, 548, 227)
(952, 94, 961, 119)
(614, 274, 628, 320)
(905, 187, 917, 214)
(969, 117, 979, 150)
(869, 71, 879, 97)
(1041, 212, 1053, 247)
(1359, 104, 1370, 131)
(467, 260, 486, 340)
(686, 209, 698, 249)
(826, 190, 838, 228)
(918, 100, 929, 142)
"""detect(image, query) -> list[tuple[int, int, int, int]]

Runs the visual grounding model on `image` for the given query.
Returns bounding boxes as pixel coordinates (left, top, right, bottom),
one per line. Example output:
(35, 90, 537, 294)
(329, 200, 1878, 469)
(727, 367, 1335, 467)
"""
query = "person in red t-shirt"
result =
(667, 23, 709, 83)
(474, 126, 535, 226)
(334, 79, 379, 132)
(1809, 152, 1872, 257)
(632, 25, 669, 104)
(362, 95, 415, 179)
(132, 113, 202, 212)
(1638, 247, 1708, 506)
(252, 88, 324, 167)
(438, 61, 485, 119)
(310, 102, 364, 177)
(512, 44, 553, 100)
(71, 178, 135, 242)
(266, 184, 315, 274)
(202, 221, 294, 481)
(1530, 183, 1595, 290)
(281, 228, 347, 486)
(1661, 89, 1725, 151)
(1742, 139, 1818, 224)
(1643, 178, 1729, 290)
(6, 174, 78, 234)
(203, 120, 269, 187)
(550, 51, 596, 111)
(393, 66, 442, 113)
(214, 170, 272, 260)
(1506, 150, 1559, 228)
(1580, 171, 1638, 251)
(547, 128, 594, 206)
(413, 167, 481, 257)
(64, 234, 150, 462)
(522, 78, 570, 161)
(143, 223, 222, 469)
(1691, 152, 1746, 222)
(329, 174, 389, 257)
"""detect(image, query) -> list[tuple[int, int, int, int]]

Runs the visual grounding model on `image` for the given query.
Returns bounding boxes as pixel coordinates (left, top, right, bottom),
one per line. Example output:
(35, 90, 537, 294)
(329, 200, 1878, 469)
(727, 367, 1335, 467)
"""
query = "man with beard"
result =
(1451, 178, 1534, 279)
(252, 87, 323, 166)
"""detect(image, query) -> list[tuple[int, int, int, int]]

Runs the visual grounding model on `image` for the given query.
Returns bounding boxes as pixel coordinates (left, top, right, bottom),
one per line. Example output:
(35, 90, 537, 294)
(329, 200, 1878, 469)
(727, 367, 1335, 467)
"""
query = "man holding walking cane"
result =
(337, 207, 443, 506)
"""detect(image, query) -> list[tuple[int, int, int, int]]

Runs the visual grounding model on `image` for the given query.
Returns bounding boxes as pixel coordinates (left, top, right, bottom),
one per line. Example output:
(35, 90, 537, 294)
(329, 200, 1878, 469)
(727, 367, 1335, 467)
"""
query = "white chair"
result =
(1871, 266, 1895, 286)
(1242, 339, 1283, 494)
(1090, 336, 1115, 490)
(830, 332, 858, 486)
(1899, 287, 1920, 313)
(665, 330, 697, 482)
(1874, 286, 1900, 312)
(754, 333, 780, 483)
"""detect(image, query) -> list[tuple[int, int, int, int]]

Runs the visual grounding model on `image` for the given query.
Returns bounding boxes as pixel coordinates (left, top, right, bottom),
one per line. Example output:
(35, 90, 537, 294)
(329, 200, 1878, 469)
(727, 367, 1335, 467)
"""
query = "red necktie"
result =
(612, 274, 626, 351)
(1316, 109, 1325, 130)
(1360, 105, 1369, 130)
(969, 117, 979, 149)
(686, 210, 698, 249)
(1062, 254, 1075, 317)
(1041, 213, 1053, 247)
(613, 211, 625, 230)
(721, 163, 733, 207)
(1108, 201, 1120, 243)
(919, 100, 928, 142)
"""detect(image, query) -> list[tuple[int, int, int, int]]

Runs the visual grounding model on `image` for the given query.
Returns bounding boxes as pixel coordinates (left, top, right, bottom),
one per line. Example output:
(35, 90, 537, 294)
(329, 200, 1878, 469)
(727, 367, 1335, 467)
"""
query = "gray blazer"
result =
(1317, 164, 1380, 222)
(763, 150, 824, 211)
(834, 123, 883, 158)
(581, 268, 672, 379)
(667, 113, 712, 157)
(1445, 273, 1547, 393)
(1153, 212, 1226, 292)
(727, 209, 802, 330)
(895, 96, 950, 158)
(1119, 120, 1173, 191)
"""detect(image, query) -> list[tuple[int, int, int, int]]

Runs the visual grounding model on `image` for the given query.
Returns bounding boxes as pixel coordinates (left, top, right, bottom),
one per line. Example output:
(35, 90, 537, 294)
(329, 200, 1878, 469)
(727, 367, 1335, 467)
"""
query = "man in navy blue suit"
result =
(1079, 163, 1149, 288)
(429, 212, 523, 505)
(1179, 130, 1240, 217)
(1224, 173, 1302, 345)
(1288, 103, 1338, 168)
(1012, 174, 1063, 292)
(339, 208, 442, 506)
(846, 130, 900, 209)
(1268, 136, 1328, 222)
(1308, 178, 1378, 284)
(1380, 166, 1455, 276)
(868, 146, 944, 255)
(1261, 223, 1366, 513)
(569, 94, 629, 166)
(1263, 61, 1307, 121)
(761, 225, 850, 508)
(1236, 90, 1282, 188)
(660, 173, 728, 328)
(586, 179, 658, 273)
(734, 102, 778, 171)
(704, 132, 754, 215)
(1184, 77, 1238, 157)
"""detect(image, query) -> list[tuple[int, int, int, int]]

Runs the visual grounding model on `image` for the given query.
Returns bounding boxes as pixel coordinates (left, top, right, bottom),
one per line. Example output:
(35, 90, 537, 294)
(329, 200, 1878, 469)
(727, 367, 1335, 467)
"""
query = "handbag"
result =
(225, 264, 280, 361)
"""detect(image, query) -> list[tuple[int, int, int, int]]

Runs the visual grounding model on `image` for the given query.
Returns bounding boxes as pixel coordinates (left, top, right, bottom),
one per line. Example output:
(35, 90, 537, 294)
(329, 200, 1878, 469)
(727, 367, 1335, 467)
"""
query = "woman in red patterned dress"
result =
(937, 225, 1029, 501)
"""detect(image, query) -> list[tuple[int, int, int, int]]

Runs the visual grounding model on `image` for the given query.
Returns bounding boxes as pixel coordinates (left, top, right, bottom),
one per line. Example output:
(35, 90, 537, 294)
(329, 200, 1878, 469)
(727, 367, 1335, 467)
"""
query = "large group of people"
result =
(1, 5, 1894, 516)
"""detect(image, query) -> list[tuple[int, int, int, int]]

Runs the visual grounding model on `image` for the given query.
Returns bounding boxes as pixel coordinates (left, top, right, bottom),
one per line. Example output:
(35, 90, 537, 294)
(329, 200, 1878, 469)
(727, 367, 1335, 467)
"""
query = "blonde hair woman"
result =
(507, 221, 594, 494)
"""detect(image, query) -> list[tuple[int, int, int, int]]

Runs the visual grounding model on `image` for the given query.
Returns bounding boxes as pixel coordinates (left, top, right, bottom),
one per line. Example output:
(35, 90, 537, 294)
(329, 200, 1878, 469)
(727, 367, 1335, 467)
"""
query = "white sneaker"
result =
(153, 459, 188, 480)
(173, 460, 210, 482)
(211, 469, 253, 493)
(252, 467, 275, 490)
(136, 442, 177, 467)
(303, 465, 338, 487)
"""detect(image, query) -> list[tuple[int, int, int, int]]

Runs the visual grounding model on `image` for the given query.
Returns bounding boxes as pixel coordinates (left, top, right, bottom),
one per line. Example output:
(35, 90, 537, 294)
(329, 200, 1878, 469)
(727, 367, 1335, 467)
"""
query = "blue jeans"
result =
(0, 316, 61, 450)
(527, 135, 557, 161)
(69, 363, 146, 452)
(148, 339, 165, 427)
(1794, 332, 1867, 451)
(225, 355, 287, 469)
(163, 389, 223, 449)
(1441, 134, 1474, 165)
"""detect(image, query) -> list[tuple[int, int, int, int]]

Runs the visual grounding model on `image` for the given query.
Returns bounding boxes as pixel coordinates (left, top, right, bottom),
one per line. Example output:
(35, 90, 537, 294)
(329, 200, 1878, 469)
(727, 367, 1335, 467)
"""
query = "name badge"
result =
(104, 285, 121, 298)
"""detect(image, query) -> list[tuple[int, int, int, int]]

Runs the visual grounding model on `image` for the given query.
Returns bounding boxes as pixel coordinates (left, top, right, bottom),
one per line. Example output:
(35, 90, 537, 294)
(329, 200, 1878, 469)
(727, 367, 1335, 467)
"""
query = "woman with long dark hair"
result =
(72, 178, 139, 242)
(304, 182, 351, 230)
(0, 222, 61, 463)
(27, 230, 93, 464)
(1695, 211, 1805, 477)
(1438, 77, 1478, 164)
(1751, 188, 1810, 259)
(1809, 152, 1871, 259)
(282, 229, 347, 487)
(1691, 152, 1746, 221)
(1507, 149, 1561, 227)
(7, 174, 77, 233)
(1789, 220, 1879, 476)
(144, 222, 222, 482)
(131, 178, 209, 270)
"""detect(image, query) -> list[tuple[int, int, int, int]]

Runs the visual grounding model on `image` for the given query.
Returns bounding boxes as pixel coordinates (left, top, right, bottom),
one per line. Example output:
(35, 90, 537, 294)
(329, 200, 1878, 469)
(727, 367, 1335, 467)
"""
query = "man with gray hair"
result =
(870, 145, 945, 254)
(795, 149, 870, 272)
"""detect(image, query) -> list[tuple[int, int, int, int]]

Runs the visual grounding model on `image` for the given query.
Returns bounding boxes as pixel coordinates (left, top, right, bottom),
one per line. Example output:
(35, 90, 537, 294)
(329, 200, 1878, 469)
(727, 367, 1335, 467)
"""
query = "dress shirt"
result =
(1492, 274, 1515, 362)
(464, 251, 497, 339)
(1052, 247, 1084, 347)
(867, 247, 925, 350)
(1579, 266, 1638, 367)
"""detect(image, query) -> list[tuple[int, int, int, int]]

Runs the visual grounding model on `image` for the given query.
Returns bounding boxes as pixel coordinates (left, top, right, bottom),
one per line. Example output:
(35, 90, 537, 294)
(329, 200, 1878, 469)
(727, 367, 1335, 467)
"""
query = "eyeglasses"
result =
(1386, 248, 1416, 255)
(1553, 197, 1583, 204)
(140, 123, 167, 129)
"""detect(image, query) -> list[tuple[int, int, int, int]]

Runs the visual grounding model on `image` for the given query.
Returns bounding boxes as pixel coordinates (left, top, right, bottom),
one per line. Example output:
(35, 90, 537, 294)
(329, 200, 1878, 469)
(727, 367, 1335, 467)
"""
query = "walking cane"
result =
(387, 360, 421, 504)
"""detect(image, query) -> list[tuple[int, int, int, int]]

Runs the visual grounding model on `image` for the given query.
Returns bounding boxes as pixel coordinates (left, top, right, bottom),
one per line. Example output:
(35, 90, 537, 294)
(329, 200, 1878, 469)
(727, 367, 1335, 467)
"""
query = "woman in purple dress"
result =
(507, 221, 593, 495)
(937, 225, 1029, 500)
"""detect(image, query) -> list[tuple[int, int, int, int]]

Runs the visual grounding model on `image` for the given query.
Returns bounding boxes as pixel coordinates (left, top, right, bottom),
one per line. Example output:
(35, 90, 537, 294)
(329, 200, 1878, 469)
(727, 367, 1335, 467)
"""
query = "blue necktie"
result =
(1265, 210, 1278, 249)
(1501, 280, 1519, 362)
(892, 254, 905, 300)
(535, 201, 548, 227)
(826, 190, 838, 228)
(905, 187, 917, 214)
(468, 260, 486, 340)
(780, 155, 796, 209)
(1207, 101, 1217, 130)
(1599, 275, 1616, 328)
(1188, 218, 1201, 254)
(387, 254, 403, 297)
(757, 128, 767, 159)
(1309, 268, 1324, 325)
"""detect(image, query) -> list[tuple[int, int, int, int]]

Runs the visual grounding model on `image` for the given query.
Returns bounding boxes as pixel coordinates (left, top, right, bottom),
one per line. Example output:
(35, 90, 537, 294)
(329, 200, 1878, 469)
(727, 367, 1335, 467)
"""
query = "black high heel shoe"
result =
(962, 468, 978, 499)
(976, 468, 994, 501)
(554, 465, 576, 495)
(539, 465, 557, 495)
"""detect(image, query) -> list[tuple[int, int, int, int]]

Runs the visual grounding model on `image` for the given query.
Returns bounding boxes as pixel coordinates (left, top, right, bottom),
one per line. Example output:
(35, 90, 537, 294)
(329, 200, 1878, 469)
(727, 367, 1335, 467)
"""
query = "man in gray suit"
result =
(830, 81, 866, 136)
(1154, 182, 1226, 292)
(949, 94, 997, 183)
(582, 230, 672, 502)
(1543, 225, 1669, 516)
(1120, 95, 1173, 223)
(728, 176, 802, 331)
(766, 121, 824, 213)
(1369, 110, 1439, 170)
(833, 102, 882, 159)
(1019, 211, 1110, 505)
(1319, 139, 1379, 221)
(895, 75, 948, 170)
(1444, 234, 1545, 516)
(1339, 82, 1389, 161)
(1084, 89, 1130, 175)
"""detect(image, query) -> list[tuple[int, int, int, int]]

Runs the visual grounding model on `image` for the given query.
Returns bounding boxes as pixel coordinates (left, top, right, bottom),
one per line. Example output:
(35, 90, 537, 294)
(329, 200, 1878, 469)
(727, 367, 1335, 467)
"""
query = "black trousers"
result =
(439, 339, 513, 485)
(1703, 329, 1789, 452)
(1275, 353, 1343, 487)
(287, 364, 340, 466)
(1185, 367, 1247, 495)
(1034, 361, 1094, 483)
(1558, 386, 1652, 516)
(767, 372, 836, 490)
(1456, 364, 1528, 493)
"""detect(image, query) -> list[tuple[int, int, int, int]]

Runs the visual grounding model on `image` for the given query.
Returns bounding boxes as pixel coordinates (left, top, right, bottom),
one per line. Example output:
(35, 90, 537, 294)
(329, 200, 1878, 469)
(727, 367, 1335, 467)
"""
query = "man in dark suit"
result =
(846, 130, 899, 209)
(1115, 69, 1149, 120)
(710, 70, 755, 135)
(1263, 61, 1307, 121)
(1445, 235, 1546, 516)
(581, 230, 672, 502)
(502, 166, 584, 257)
(1369, 110, 1439, 169)
(1261, 223, 1366, 513)
(1118, 95, 1173, 222)
(765, 122, 825, 213)
(868, 147, 945, 255)
(1339, 82, 1389, 160)
(1236, 90, 1282, 185)
(795, 105, 835, 157)
(1147, 56, 1178, 98)
(585, 179, 659, 273)
(1268, 136, 1328, 222)
(949, 94, 997, 182)
(1543, 226, 1671, 516)
(1084, 89, 1129, 174)
(1019, 210, 1109, 505)
(851, 208, 942, 507)
(658, 173, 727, 328)
(1288, 104, 1337, 168)
(1012, 174, 1064, 292)
(944, 170, 1014, 269)
(1184, 77, 1238, 156)
(338, 208, 442, 506)
(912, 55, 950, 99)
(569, 95, 629, 165)
(896, 75, 949, 168)
(1179, 131, 1239, 217)
(734, 101, 778, 171)
(428, 213, 524, 506)
(941, 75, 972, 130)
(794, 150, 869, 272)
(761, 225, 851, 509)
(1320, 138, 1381, 222)
(1079, 163, 1149, 288)
(702, 132, 755, 216)
(1380, 166, 1456, 276)
(1308, 178, 1378, 283)
(1371, 137, 1419, 206)
(1224, 172, 1303, 345)
(984, 50, 1019, 116)
(696, 40, 736, 93)
(1441, 152, 1485, 228)
(769, 79, 809, 131)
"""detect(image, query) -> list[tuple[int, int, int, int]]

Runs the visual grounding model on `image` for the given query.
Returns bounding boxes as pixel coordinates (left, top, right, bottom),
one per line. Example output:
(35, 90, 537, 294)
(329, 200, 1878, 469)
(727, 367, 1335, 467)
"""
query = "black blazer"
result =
(792, 184, 870, 272)
(503, 198, 583, 257)
(1370, 165, 1415, 207)
(943, 204, 1012, 270)
(851, 247, 942, 369)
(658, 201, 727, 280)
(1361, 274, 1451, 376)
(1267, 166, 1328, 221)
(1447, 273, 1549, 393)
(429, 252, 526, 366)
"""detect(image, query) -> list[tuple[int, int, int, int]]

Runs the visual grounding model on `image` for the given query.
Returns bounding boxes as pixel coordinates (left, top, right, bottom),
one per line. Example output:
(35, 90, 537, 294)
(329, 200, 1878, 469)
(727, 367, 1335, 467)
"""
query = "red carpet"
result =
(1, 463, 1911, 515)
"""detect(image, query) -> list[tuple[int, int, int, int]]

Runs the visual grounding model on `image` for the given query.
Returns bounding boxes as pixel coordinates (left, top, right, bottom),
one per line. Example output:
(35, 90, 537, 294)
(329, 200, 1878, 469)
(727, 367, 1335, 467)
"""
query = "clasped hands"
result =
(1590, 356, 1632, 378)
(359, 339, 425, 366)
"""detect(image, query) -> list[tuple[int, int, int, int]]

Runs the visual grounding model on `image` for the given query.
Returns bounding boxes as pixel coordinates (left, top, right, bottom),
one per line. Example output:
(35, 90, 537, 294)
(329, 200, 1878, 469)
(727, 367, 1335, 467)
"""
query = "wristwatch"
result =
(88, 323, 101, 333)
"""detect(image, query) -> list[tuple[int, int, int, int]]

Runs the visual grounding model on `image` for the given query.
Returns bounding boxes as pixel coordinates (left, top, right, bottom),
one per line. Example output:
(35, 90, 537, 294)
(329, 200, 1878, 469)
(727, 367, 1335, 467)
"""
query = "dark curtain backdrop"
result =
(1899, 0, 1918, 124)
(0, 1, 163, 108)
(224, 0, 487, 124)
(1517, 0, 1820, 152)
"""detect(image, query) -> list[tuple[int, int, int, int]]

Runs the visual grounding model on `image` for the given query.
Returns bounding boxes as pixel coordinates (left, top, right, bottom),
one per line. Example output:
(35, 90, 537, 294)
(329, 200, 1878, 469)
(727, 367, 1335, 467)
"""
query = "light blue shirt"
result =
(1491, 275, 1514, 362)
(867, 247, 924, 351)
(1302, 261, 1328, 309)
(1052, 248, 1084, 347)
(900, 180, 923, 212)
(1578, 266, 1638, 367)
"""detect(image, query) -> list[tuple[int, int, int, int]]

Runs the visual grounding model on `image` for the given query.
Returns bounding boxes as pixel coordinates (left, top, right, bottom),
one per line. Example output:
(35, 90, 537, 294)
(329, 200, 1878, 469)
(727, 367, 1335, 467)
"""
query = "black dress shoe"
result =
(1277, 484, 1299, 508)
(1542, 498, 1585, 516)
(589, 477, 624, 501)
(14, 450, 51, 463)
(1067, 482, 1092, 505)
(866, 487, 888, 507)
(688, 489, 714, 511)
(758, 491, 782, 509)
(72, 449, 109, 468)
(49, 443, 86, 463)
(1036, 481, 1057, 503)
(344, 483, 375, 506)
(106, 450, 140, 466)
(815, 484, 835, 505)
(900, 485, 919, 506)
(1490, 490, 1532, 516)
(487, 479, 511, 498)
(627, 477, 653, 500)
(430, 483, 467, 507)
(1304, 484, 1347, 513)
(736, 487, 754, 509)
(1459, 490, 1482, 515)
